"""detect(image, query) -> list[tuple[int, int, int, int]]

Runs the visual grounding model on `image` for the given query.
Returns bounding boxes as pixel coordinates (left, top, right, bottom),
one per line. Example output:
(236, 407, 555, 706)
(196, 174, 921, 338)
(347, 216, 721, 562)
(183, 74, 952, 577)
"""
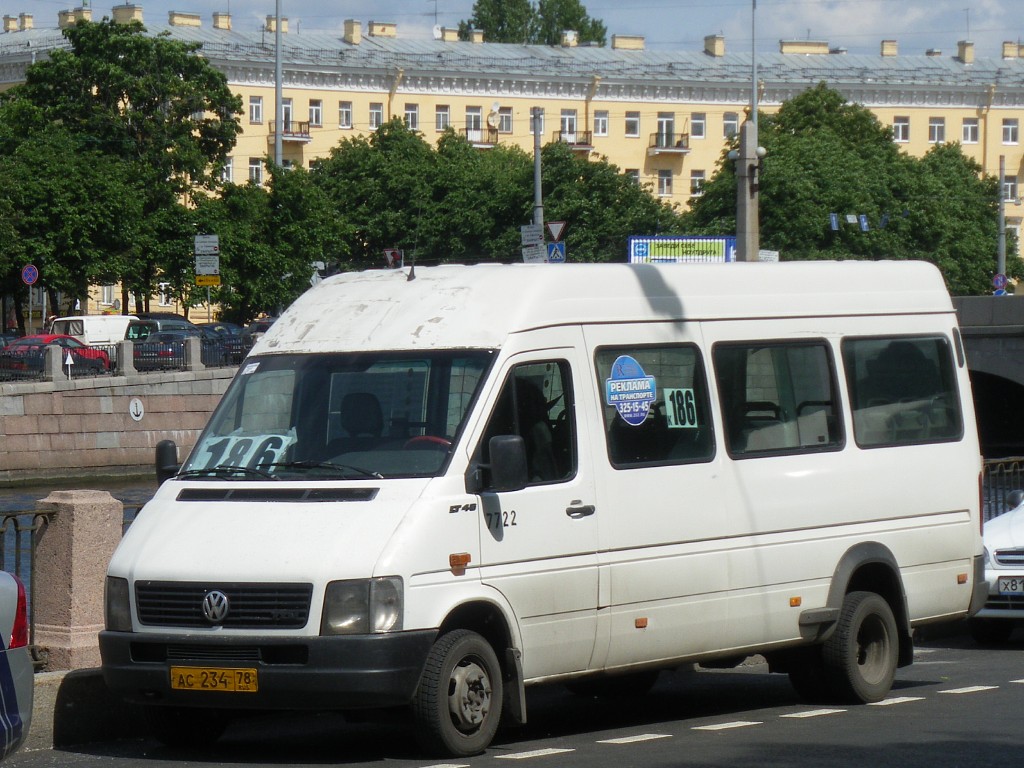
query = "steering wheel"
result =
(403, 435, 452, 450)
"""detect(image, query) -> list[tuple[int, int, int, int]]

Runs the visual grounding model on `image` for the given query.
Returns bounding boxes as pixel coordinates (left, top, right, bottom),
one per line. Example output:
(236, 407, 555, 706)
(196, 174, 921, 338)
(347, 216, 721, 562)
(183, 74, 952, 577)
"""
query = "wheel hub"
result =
(448, 659, 492, 731)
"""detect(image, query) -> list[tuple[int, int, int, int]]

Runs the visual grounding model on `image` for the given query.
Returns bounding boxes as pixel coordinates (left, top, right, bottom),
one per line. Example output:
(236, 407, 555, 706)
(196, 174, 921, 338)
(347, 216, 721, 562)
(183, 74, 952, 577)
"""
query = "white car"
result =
(970, 496, 1024, 644)
(0, 571, 32, 760)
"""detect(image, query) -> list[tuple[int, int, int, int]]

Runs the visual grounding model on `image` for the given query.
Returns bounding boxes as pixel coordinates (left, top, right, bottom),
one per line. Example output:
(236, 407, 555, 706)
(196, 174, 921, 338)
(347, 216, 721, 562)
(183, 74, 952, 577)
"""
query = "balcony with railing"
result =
(463, 126, 499, 148)
(648, 132, 690, 155)
(268, 120, 312, 143)
(552, 130, 594, 151)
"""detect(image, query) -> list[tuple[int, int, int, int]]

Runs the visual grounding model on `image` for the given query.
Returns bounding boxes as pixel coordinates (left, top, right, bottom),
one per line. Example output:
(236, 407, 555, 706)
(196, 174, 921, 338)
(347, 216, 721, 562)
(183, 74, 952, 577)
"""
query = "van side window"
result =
(714, 341, 842, 457)
(478, 361, 575, 485)
(842, 336, 963, 447)
(595, 345, 714, 468)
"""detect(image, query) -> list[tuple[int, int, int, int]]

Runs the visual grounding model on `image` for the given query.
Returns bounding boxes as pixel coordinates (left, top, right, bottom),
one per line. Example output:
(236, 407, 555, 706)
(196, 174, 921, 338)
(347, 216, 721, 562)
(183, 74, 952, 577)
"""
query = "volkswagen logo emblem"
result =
(202, 590, 230, 623)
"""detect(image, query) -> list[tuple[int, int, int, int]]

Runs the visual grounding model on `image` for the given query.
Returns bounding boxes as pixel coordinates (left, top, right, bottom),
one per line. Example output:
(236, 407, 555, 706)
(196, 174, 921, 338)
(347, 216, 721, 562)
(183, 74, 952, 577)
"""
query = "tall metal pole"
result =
(532, 108, 544, 226)
(998, 154, 1007, 278)
(752, 0, 758, 131)
(274, 0, 283, 167)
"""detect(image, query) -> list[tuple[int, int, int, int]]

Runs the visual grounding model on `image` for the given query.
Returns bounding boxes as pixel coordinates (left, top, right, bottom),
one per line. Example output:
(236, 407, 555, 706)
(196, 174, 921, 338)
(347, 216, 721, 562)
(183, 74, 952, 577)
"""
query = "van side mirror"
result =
(465, 435, 529, 494)
(155, 439, 179, 485)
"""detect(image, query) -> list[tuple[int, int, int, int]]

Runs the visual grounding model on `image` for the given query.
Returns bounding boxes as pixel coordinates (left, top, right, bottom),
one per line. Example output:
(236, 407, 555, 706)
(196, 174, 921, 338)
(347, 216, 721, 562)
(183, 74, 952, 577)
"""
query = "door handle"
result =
(565, 502, 595, 518)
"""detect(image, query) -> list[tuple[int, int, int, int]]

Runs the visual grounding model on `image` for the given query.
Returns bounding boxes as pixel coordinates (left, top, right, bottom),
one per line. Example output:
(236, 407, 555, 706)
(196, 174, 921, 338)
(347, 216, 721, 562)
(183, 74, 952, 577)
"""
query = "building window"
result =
(658, 169, 673, 196)
(280, 98, 293, 131)
(308, 99, 322, 127)
(1004, 176, 1018, 202)
(962, 118, 979, 144)
(369, 103, 383, 130)
(625, 111, 640, 138)
(690, 112, 706, 139)
(723, 112, 739, 138)
(690, 170, 705, 197)
(248, 157, 263, 184)
(249, 96, 263, 124)
(560, 109, 577, 142)
(498, 106, 513, 133)
(220, 158, 233, 183)
(466, 106, 483, 141)
(594, 110, 609, 137)
(892, 116, 909, 143)
(158, 282, 173, 307)
(928, 117, 945, 144)
(101, 285, 115, 306)
(656, 112, 675, 147)
(625, 169, 640, 184)
(435, 105, 450, 131)
(405, 103, 419, 130)
(530, 109, 545, 136)
(339, 101, 352, 129)
(1004, 118, 1019, 145)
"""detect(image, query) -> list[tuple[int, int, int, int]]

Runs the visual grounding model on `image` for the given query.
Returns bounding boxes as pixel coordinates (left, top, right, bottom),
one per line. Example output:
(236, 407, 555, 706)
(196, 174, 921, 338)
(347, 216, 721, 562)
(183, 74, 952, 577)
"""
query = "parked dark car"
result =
(242, 317, 276, 350)
(133, 329, 229, 371)
(0, 334, 111, 379)
(198, 322, 245, 364)
(125, 317, 198, 341)
(0, 333, 19, 350)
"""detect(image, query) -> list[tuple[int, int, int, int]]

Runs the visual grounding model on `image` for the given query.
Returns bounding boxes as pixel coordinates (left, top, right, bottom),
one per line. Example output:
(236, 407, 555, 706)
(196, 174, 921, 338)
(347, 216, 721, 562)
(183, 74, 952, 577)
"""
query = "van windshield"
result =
(180, 350, 494, 480)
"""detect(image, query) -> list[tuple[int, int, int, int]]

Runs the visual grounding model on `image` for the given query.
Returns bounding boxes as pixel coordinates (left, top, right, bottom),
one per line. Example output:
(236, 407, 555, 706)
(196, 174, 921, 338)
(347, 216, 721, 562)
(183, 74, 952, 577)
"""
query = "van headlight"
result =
(321, 577, 403, 635)
(105, 577, 132, 632)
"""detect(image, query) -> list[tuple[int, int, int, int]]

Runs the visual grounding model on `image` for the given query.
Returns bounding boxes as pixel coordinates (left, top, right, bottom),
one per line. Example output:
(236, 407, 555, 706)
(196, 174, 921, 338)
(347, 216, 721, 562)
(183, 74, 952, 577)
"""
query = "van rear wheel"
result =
(822, 591, 898, 703)
(412, 629, 503, 757)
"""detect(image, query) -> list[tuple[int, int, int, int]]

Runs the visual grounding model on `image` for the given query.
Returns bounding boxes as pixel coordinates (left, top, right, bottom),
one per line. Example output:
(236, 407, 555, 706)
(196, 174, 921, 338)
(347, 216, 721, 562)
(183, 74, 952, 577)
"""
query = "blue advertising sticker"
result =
(605, 355, 656, 426)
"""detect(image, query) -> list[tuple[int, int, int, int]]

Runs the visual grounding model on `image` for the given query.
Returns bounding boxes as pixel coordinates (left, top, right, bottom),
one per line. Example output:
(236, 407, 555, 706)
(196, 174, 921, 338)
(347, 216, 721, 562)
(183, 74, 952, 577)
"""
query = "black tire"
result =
(564, 670, 660, 698)
(787, 647, 831, 703)
(143, 705, 229, 749)
(412, 630, 503, 757)
(822, 591, 898, 703)
(968, 617, 1015, 645)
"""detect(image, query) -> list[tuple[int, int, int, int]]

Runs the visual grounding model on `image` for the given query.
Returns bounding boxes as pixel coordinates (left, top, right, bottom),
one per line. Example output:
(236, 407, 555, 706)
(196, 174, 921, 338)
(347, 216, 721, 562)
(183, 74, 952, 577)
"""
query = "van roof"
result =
(253, 261, 954, 355)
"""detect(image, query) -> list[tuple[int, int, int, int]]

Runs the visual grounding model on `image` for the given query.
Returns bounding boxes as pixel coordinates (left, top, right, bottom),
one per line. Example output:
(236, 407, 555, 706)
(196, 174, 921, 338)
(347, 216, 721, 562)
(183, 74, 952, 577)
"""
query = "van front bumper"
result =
(99, 629, 437, 710)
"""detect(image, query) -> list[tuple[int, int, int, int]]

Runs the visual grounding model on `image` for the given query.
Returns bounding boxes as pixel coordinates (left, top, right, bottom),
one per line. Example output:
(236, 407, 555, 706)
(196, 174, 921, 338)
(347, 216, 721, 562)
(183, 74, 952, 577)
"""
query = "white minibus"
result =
(100, 261, 985, 756)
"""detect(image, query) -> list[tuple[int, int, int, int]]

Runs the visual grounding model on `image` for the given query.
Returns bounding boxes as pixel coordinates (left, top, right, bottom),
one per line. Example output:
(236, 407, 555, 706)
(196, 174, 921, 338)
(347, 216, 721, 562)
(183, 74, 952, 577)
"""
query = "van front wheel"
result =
(413, 629, 503, 757)
(822, 590, 898, 703)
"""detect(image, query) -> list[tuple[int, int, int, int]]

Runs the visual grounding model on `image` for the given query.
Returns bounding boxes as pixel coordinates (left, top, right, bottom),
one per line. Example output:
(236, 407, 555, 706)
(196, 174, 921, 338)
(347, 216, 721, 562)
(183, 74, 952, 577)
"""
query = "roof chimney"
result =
(112, 4, 143, 24)
(368, 21, 397, 37)
(881, 39, 898, 57)
(780, 39, 829, 55)
(18, 12, 32, 30)
(561, 30, 578, 47)
(440, 27, 458, 42)
(58, 7, 92, 28)
(3, 15, 17, 33)
(611, 34, 645, 50)
(213, 12, 231, 31)
(265, 15, 288, 33)
(704, 34, 725, 57)
(343, 19, 361, 45)
(957, 40, 974, 64)
(471, 29, 484, 43)
(926, 48, 942, 57)
(169, 11, 201, 27)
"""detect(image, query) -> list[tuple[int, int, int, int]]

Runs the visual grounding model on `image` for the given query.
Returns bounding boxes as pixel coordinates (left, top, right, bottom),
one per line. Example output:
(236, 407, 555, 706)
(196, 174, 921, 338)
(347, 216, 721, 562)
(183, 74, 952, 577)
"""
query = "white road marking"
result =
(693, 721, 762, 731)
(868, 696, 925, 706)
(495, 748, 575, 760)
(781, 708, 846, 718)
(939, 685, 998, 694)
(1012, 679, 1024, 684)
(598, 734, 672, 744)
(421, 764, 470, 768)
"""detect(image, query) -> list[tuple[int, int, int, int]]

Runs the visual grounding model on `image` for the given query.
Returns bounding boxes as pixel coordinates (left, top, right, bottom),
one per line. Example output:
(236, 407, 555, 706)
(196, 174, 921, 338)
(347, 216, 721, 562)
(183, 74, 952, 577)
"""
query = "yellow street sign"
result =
(196, 274, 221, 286)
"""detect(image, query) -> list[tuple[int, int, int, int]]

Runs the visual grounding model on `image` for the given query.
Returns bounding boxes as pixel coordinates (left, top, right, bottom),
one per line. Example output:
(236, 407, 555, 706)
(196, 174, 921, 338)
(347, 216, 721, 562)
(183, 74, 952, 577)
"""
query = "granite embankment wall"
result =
(0, 368, 235, 485)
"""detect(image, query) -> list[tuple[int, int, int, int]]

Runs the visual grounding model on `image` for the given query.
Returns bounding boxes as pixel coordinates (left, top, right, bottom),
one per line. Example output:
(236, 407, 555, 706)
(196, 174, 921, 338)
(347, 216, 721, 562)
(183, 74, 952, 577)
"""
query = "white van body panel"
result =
(101, 261, 984, 754)
(50, 314, 136, 345)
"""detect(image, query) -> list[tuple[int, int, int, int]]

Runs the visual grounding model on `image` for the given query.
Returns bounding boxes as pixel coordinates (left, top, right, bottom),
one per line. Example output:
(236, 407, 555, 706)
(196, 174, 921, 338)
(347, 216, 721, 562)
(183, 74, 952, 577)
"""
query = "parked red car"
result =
(0, 334, 111, 378)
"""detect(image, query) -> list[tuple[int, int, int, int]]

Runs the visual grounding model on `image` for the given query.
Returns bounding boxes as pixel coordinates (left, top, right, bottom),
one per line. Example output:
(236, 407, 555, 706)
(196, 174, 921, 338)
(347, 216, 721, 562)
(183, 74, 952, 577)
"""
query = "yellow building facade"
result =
(1, 4, 1023, 317)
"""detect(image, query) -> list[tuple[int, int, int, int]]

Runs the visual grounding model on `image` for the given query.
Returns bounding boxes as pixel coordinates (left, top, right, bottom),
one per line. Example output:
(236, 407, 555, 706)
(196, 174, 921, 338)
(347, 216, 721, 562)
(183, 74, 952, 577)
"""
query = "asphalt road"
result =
(10, 625, 1024, 768)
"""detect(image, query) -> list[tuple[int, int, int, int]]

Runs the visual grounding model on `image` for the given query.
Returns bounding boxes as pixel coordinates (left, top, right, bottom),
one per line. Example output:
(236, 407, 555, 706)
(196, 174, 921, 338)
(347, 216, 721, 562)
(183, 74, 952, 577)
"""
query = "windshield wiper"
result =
(177, 465, 279, 481)
(260, 460, 384, 479)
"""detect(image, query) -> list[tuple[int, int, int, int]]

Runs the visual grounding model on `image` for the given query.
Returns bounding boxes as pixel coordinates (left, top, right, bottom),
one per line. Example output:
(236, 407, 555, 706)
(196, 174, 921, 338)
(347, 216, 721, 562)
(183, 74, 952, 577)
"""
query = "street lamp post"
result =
(733, 0, 763, 261)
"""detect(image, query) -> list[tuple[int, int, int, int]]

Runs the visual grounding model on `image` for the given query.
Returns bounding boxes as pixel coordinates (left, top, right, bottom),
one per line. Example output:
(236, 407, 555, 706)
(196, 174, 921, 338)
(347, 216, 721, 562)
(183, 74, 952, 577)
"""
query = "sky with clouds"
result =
(19, 0, 1023, 59)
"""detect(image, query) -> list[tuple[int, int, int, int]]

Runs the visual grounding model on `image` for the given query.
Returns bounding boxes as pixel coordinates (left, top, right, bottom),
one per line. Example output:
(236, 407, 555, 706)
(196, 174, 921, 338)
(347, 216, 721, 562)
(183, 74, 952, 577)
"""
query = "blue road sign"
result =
(547, 242, 566, 263)
(20, 264, 38, 286)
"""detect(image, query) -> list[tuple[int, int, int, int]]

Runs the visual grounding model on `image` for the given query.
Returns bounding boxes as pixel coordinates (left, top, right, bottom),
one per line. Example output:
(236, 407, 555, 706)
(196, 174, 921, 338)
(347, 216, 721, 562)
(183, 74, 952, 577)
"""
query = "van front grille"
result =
(994, 548, 1024, 566)
(135, 582, 313, 629)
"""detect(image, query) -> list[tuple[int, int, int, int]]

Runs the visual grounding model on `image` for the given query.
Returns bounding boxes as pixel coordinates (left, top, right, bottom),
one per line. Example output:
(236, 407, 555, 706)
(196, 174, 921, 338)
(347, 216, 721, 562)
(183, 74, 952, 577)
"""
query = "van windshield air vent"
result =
(135, 582, 313, 628)
(175, 487, 378, 503)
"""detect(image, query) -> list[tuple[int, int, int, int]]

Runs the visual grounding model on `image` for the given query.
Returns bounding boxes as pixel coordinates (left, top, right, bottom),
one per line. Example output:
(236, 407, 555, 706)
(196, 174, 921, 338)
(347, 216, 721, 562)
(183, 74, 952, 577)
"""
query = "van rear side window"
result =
(595, 345, 714, 468)
(714, 341, 842, 457)
(842, 336, 963, 447)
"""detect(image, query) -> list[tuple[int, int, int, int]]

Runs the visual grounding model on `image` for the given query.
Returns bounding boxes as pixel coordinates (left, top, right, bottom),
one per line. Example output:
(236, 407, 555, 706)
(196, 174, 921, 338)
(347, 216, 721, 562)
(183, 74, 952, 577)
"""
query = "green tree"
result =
(459, 0, 605, 45)
(684, 83, 1011, 295)
(0, 19, 243, 310)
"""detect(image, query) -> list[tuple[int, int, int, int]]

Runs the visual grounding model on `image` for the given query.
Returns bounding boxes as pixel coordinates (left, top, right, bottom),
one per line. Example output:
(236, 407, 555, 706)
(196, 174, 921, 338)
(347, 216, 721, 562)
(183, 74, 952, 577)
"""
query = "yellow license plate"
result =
(170, 666, 258, 692)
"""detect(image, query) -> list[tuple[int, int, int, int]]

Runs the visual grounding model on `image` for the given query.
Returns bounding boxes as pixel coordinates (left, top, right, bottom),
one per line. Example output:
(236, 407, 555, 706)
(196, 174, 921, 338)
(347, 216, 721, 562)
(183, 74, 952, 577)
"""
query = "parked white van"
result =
(50, 314, 136, 346)
(100, 261, 985, 756)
